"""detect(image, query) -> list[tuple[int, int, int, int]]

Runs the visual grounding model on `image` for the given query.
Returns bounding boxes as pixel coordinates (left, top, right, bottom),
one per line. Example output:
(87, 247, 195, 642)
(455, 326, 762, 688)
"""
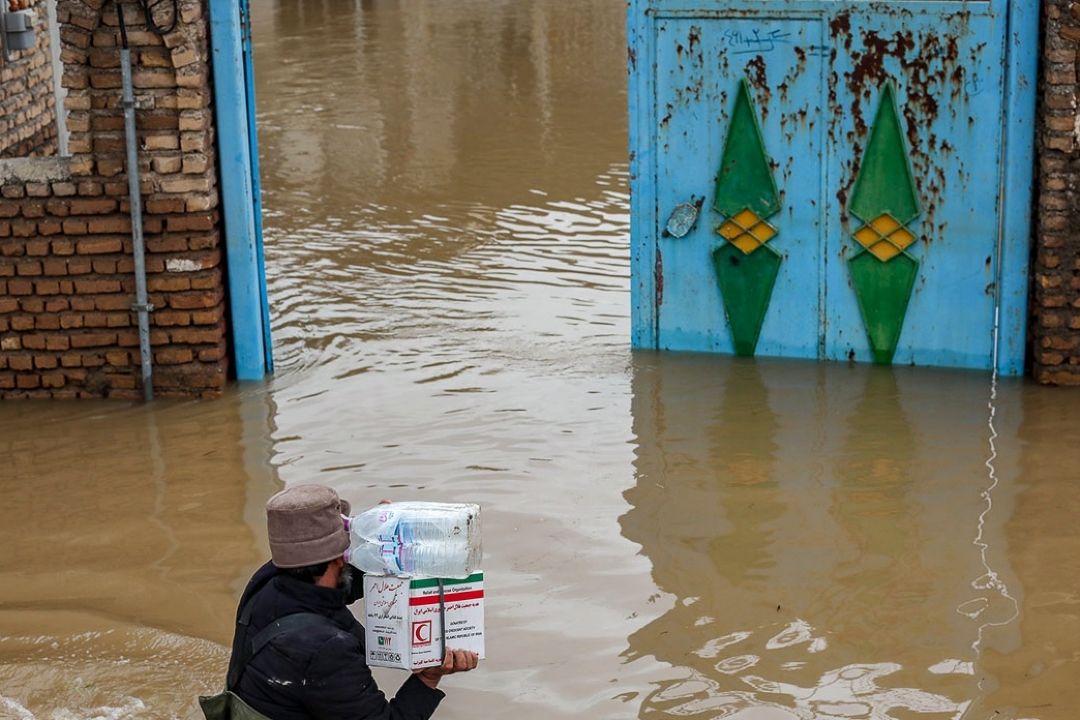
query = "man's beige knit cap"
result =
(266, 484, 352, 568)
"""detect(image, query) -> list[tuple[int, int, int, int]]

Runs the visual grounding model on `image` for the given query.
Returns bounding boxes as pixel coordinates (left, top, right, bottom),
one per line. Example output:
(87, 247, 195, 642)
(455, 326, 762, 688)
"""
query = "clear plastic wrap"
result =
(344, 501, 482, 578)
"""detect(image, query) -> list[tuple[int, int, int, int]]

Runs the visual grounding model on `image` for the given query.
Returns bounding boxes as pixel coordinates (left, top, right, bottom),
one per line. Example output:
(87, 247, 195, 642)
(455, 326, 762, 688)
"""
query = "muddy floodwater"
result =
(2, 1, 1079, 718)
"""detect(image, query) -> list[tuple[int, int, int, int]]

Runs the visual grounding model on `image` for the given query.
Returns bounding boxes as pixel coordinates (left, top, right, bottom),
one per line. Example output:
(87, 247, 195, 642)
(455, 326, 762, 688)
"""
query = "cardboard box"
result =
(363, 572, 485, 670)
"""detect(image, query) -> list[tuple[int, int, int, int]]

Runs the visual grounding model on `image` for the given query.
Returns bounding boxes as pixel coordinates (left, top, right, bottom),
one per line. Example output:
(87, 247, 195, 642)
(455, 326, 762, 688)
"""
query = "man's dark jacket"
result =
(227, 562, 444, 720)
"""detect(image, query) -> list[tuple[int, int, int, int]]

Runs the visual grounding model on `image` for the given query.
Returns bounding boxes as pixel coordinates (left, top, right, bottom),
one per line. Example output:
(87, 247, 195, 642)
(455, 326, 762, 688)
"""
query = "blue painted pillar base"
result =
(209, 0, 272, 380)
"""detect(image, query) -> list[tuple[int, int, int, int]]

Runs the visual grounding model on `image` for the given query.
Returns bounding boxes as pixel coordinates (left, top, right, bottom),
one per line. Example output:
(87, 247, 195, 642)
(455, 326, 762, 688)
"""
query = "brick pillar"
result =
(0, 0, 228, 399)
(0, 0, 59, 157)
(1033, 1, 1080, 384)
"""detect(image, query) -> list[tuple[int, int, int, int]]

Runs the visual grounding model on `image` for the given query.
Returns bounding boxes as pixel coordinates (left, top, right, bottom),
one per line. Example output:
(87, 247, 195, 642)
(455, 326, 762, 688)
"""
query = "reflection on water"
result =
(622, 357, 1045, 719)
(0, 1, 1079, 719)
(0, 392, 281, 718)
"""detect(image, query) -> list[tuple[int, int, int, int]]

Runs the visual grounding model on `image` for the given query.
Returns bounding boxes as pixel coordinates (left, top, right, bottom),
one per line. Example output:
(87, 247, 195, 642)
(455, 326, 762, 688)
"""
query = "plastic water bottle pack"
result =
(344, 501, 482, 578)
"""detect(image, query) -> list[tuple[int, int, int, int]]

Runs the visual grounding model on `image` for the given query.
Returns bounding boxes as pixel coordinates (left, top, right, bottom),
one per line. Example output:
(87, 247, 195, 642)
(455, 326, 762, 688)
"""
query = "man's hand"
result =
(414, 649, 480, 689)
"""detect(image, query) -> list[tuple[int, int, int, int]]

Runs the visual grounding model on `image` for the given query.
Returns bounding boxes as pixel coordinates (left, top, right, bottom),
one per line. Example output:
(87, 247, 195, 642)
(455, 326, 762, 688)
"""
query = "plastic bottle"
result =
(344, 502, 481, 578)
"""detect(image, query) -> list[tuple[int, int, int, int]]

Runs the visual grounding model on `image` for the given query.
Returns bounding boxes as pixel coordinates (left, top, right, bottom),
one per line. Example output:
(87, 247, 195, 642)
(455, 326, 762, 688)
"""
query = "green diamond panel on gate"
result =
(712, 80, 782, 357)
(847, 84, 924, 365)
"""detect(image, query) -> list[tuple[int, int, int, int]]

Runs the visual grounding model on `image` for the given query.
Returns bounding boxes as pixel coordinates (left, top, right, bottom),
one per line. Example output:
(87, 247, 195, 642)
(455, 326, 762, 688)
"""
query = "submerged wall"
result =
(1034, 1, 1080, 385)
(0, 0, 58, 157)
(0, 0, 227, 399)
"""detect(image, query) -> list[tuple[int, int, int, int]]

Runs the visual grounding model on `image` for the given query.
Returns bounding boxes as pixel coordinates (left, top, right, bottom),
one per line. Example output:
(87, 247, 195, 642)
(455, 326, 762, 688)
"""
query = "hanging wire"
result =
(114, 0, 177, 49)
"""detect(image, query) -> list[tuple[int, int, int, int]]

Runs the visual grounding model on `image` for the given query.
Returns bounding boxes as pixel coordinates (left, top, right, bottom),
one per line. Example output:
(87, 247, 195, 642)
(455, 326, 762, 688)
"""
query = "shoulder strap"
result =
(227, 611, 335, 690)
(250, 612, 331, 656)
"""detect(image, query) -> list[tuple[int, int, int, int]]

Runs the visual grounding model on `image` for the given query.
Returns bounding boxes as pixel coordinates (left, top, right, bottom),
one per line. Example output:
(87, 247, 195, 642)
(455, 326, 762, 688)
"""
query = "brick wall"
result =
(0, 0, 58, 157)
(1033, 1, 1080, 385)
(0, 0, 227, 399)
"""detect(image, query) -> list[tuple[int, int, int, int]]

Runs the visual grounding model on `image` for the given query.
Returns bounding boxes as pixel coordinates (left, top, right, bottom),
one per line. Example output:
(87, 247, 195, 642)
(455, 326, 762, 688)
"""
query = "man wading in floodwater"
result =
(200, 484, 479, 720)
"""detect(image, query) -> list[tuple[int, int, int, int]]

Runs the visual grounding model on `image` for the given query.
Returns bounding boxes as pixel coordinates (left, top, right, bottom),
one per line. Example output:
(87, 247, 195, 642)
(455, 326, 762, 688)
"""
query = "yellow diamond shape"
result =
(870, 213, 901, 235)
(718, 220, 744, 241)
(749, 221, 777, 244)
(853, 225, 880, 250)
(887, 226, 916, 252)
(868, 240, 902, 262)
(732, 208, 761, 229)
(730, 233, 761, 255)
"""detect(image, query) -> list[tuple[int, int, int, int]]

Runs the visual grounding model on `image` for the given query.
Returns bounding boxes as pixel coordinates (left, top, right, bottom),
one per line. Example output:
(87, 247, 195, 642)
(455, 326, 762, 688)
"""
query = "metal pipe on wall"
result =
(118, 3, 154, 401)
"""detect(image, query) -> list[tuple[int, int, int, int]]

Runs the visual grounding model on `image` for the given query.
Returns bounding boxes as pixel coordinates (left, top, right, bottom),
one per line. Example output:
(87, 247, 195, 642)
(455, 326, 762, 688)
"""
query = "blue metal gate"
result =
(629, 0, 1039, 374)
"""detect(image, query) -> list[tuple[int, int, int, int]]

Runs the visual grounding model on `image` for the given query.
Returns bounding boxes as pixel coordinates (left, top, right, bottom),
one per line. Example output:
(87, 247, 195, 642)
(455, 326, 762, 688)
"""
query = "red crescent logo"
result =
(412, 620, 432, 645)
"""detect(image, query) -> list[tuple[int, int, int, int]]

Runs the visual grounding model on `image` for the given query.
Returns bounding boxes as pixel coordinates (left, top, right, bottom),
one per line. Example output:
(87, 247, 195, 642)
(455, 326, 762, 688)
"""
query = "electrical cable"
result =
(114, 0, 177, 47)
(138, 0, 177, 36)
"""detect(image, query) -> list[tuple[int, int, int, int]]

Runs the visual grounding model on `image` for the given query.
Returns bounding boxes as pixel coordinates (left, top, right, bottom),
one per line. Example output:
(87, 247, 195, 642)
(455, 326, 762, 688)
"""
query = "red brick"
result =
(69, 198, 118, 215)
(169, 289, 221, 310)
(96, 156, 125, 177)
(35, 280, 61, 295)
(7, 279, 33, 295)
(198, 345, 227, 362)
(104, 350, 130, 367)
(34, 355, 59, 370)
(46, 200, 71, 217)
(75, 279, 123, 294)
(83, 313, 109, 328)
(171, 326, 223, 344)
(146, 236, 188, 253)
(41, 372, 65, 389)
(76, 237, 122, 254)
(16, 374, 40, 389)
(35, 315, 61, 330)
(189, 271, 220, 290)
(94, 295, 131, 311)
(25, 240, 50, 256)
(92, 259, 118, 274)
(11, 221, 36, 237)
(10, 316, 34, 331)
(103, 372, 136, 391)
(43, 258, 69, 276)
(145, 198, 186, 214)
(191, 306, 223, 325)
(22, 335, 46, 350)
(52, 239, 75, 256)
(166, 213, 216, 232)
(8, 355, 32, 371)
(46, 336, 70, 351)
(152, 310, 191, 326)
(60, 353, 82, 367)
(70, 332, 117, 348)
(148, 275, 191, 292)
(60, 313, 85, 329)
(86, 217, 130, 234)
(155, 347, 194, 364)
(63, 219, 89, 235)
(16, 261, 42, 277)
